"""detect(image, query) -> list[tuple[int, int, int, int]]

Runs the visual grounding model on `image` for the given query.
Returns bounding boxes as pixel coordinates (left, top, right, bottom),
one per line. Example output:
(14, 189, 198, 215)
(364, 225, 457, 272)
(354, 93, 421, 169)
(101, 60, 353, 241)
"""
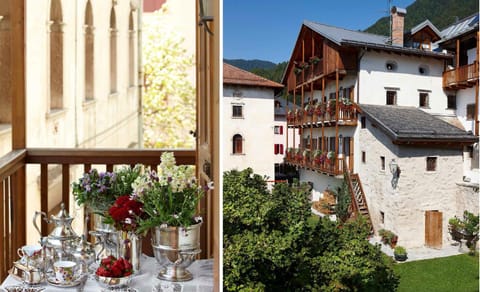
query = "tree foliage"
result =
(223, 168, 399, 291)
(365, 0, 478, 36)
(142, 5, 195, 148)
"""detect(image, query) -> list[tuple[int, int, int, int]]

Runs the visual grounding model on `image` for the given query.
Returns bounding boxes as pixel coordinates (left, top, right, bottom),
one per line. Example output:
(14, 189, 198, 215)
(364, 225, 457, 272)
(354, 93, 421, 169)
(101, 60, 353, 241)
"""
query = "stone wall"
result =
(358, 113, 478, 248)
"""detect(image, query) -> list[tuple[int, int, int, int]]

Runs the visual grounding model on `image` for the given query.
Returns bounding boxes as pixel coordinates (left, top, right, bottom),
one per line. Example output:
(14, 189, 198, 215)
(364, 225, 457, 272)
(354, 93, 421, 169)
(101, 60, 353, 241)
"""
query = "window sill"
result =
(231, 153, 245, 156)
(82, 98, 96, 109)
(231, 116, 244, 119)
(46, 108, 67, 120)
(109, 92, 119, 99)
(0, 123, 12, 137)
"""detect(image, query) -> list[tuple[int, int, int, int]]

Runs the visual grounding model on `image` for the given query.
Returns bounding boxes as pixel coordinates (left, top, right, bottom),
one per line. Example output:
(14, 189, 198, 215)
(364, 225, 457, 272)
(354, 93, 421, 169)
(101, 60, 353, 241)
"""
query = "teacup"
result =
(53, 260, 78, 284)
(17, 245, 42, 267)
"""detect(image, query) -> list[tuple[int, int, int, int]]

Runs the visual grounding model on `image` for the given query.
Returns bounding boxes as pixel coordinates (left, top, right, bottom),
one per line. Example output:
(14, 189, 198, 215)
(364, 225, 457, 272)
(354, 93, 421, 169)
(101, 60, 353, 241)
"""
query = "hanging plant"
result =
(309, 56, 321, 65)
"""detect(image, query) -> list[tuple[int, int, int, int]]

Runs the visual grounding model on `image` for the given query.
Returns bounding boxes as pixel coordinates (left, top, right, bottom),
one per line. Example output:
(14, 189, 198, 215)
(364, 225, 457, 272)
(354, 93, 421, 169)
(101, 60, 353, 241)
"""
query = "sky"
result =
(224, 0, 416, 64)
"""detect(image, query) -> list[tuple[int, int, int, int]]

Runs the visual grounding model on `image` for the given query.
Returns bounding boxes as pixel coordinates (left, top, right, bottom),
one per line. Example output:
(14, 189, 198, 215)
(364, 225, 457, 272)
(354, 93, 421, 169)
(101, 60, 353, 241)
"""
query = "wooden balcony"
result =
(287, 105, 358, 128)
(443, 62, 479, 89)
(0, 148, 201, 281)
(285, 149, 353, 176)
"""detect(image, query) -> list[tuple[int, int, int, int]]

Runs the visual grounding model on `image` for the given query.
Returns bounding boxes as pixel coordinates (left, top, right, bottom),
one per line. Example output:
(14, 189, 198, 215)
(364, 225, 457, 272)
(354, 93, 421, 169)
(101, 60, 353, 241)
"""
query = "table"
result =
(1, 255, 213, 292)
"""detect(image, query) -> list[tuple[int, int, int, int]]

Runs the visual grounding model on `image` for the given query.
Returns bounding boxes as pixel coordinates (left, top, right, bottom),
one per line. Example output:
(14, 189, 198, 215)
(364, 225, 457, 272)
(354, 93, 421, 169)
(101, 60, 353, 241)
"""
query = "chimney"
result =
(391, 6, 407, 46)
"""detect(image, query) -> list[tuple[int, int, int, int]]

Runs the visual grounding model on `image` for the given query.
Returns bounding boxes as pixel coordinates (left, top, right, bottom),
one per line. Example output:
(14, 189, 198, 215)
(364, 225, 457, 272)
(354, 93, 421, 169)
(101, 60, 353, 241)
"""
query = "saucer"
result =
(46, 275, 81, 288)
(101, 288, 137, 292)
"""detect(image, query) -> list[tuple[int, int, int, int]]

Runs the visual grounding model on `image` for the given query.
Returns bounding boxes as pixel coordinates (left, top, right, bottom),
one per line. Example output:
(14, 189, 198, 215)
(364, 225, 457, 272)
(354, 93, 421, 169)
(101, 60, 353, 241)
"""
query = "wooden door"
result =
(196, 0, 219, 285)
(425, 210, 442, 248)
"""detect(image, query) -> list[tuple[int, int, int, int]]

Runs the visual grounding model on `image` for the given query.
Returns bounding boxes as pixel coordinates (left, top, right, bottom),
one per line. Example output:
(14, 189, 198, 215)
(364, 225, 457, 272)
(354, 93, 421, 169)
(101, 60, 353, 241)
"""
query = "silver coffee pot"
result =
(33, 203, 79, 260)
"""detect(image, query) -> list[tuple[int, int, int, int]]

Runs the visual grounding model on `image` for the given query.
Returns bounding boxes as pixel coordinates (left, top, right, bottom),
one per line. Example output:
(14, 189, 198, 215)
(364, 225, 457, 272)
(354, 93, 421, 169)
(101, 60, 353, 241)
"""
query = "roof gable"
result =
(439, 13, 479, 43)
(408, 20, 441, 42)
(223, 63, 284, 89)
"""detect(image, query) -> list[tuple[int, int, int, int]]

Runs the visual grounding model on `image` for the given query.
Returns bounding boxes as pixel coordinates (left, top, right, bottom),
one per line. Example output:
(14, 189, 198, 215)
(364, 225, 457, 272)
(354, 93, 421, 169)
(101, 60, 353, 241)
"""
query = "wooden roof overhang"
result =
(341, 40, 454, 60)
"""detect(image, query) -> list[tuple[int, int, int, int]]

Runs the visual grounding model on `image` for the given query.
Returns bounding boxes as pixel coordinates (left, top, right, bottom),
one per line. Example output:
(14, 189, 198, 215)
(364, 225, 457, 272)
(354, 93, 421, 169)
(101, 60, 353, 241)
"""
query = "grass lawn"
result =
(394, 254, 479, 292)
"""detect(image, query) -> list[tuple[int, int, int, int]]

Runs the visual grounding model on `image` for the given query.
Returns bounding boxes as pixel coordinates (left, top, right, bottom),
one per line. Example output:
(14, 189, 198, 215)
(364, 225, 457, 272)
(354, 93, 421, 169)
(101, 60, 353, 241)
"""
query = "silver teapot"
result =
(33, 203, 79, 260)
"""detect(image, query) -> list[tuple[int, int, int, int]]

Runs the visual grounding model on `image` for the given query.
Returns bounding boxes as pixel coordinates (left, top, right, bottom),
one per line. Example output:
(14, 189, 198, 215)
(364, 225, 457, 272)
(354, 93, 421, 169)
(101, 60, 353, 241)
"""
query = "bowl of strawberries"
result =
(95, 256, 133, 289)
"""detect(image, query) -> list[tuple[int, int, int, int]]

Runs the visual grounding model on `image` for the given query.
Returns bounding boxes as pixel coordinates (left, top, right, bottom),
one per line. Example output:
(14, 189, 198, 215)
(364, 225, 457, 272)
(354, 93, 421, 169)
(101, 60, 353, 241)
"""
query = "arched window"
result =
(49, 0, 64, 110)
(128, 11, 135, 87)
(84, 0, 94, 100)
(233, 134, 243, 154)
(109, 7, 117, 93)
(0, 1, 12, 123)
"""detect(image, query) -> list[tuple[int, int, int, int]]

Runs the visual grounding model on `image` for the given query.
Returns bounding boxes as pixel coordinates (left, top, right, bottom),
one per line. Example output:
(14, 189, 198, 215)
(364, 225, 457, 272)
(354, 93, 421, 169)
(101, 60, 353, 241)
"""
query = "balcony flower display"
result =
(135, 152, 205, 232)
(72, 165, 142, 216)
(314, 103, 325, 116)
(304, 104, 314, 116)
(309, 56, 321, 65)
(303, 149, 311, 163)
(327, 100, 336, 117)
(294, 149, 303, 162)
(287, 147, 294, 160)
(340, 97, 353, 111)
(326, 151, 336, 165)
(312, 150, 323, 166)
(287, 110, 295, 123)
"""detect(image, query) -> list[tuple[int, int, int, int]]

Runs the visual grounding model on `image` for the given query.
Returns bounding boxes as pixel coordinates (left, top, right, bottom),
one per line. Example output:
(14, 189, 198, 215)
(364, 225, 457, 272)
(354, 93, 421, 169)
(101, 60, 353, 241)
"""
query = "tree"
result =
(223, 168, 399, 291)
(142, 5, 195, 148)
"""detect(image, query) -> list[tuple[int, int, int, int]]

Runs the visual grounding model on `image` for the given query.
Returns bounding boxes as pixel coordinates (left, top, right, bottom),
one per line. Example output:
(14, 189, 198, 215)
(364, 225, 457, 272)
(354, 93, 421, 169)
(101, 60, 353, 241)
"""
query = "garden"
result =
(223, 168, 398, 291)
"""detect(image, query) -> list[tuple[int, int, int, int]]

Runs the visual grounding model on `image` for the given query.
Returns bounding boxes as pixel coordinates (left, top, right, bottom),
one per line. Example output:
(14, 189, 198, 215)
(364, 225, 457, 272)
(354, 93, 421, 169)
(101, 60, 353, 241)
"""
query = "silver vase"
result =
(151, 222, 202, 282)
(118, 231, 142, 274)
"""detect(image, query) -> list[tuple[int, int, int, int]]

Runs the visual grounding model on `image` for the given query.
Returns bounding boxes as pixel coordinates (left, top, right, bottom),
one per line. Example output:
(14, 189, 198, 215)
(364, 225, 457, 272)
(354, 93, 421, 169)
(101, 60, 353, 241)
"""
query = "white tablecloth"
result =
(1, 255, 213, 292)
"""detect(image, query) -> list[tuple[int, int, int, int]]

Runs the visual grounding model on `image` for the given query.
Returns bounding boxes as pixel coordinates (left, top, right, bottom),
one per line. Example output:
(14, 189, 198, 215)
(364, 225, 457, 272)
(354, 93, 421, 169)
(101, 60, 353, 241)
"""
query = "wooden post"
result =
(10, 0, 26, 252)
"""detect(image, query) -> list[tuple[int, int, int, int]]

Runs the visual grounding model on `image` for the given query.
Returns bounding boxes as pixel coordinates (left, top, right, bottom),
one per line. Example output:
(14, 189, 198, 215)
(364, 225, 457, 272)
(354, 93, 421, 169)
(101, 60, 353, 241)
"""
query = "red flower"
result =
(108, 195, 144, 232)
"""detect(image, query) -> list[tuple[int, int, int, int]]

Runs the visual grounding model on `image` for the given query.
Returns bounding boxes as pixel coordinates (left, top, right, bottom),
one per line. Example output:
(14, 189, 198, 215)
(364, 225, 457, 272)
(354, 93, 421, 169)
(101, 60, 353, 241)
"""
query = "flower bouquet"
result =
(133, 152, 207, 281)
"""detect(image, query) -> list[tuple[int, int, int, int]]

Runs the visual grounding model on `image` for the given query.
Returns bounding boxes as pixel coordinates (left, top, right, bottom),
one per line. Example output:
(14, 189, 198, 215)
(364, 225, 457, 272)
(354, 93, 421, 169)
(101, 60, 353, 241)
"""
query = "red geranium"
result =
(96, 256, 133, 277)
(108, 195, 144, 232)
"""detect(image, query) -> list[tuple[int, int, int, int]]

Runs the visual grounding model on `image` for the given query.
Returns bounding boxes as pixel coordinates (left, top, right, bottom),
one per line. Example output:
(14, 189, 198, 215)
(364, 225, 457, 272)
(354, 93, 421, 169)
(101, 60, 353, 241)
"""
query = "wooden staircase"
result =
(343, 165, 374, 234)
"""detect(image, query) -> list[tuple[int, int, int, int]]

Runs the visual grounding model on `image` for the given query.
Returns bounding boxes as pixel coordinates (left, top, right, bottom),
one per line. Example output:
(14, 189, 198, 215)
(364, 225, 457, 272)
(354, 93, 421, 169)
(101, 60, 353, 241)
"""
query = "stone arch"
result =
(0, 0, 12, 123)
(49, 0, 64, 110)
(109, 7, 117, 93)
(84, 0, 94, 99)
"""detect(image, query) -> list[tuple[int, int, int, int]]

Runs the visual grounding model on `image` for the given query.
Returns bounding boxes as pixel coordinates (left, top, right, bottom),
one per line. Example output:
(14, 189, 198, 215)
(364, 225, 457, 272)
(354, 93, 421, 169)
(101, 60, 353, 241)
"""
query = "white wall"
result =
(23, 0, 141, 244)
(223, 85, 275, 180)
(358, 51, 448, 114)
(456, 87, 476, 133)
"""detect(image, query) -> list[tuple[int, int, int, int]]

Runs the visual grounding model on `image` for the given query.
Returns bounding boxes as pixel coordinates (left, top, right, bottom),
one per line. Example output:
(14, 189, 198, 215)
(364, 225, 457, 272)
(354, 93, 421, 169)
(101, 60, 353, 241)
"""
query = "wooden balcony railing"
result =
(287, 105, 358, 128)
(0, 148, 196, 281)
(443, 62, 479, 89)
(285, 150, 352, 176)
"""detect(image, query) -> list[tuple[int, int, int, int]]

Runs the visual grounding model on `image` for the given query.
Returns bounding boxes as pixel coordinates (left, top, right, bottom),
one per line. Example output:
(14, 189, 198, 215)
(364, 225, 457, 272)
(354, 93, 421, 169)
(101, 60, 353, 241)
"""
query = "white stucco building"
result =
(283, 7, 478, 249)
(223, 63, 283, 180)
(0, 0, 142, 242)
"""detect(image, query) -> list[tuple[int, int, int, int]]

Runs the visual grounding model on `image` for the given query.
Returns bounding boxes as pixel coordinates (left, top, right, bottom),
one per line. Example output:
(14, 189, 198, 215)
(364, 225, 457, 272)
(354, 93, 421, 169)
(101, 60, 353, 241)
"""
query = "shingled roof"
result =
(359, 104, 477, 145)
(302, 20, 452, 59)
(223, 63, 284, 89)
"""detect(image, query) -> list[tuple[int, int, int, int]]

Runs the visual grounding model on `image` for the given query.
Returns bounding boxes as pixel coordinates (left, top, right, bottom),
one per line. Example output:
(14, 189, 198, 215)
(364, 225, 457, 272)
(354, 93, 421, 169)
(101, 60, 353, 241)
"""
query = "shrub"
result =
(223, 168, 399, 291)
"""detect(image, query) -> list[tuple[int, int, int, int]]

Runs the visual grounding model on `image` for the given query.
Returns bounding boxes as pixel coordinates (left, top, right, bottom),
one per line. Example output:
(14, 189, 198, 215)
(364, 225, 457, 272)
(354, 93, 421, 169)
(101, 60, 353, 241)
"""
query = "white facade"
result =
(223, 85, 275, 180)
(295, 47, 477, 249)
(0, 0, 141, 243)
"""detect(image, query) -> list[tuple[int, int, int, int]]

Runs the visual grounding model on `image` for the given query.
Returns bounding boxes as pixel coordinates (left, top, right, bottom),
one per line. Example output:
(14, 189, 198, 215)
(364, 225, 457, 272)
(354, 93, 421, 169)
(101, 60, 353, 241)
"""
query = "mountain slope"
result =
(365, 0, 478, 36)
(224, 59, 277, 71)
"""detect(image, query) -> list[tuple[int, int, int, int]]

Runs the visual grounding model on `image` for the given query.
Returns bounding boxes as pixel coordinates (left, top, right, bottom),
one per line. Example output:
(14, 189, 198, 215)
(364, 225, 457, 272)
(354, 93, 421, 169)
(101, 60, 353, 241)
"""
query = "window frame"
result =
(466, 104, 475, 121)
(232, 104, 243, 118)
(232, 134, 243, 154)
(426, 156, 437, 171)
(419, 92, 429, 108)
(386, 90, 397, 105)
(447, 95, 456, 110)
